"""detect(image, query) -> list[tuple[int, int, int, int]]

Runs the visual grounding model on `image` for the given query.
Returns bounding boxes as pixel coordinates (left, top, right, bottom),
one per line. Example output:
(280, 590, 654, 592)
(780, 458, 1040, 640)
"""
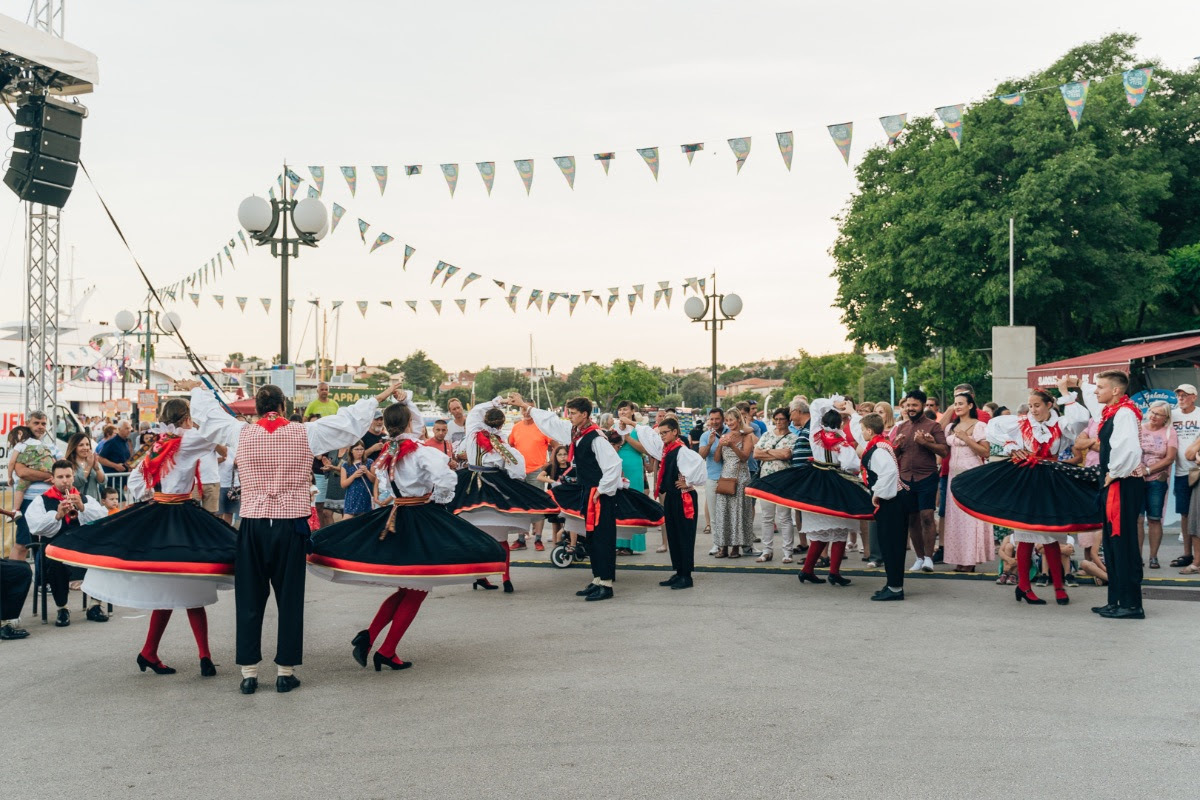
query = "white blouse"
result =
(529, 408, 624, 496)
(377, 434, 460, 505)
(463, 396, 525, 479)
(633, 425, 707, 489)
(127, 428, 217, 502)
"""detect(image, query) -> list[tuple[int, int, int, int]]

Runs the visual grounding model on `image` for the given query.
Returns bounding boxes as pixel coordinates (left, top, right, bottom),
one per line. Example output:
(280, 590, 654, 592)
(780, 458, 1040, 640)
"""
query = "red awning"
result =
(229, 398, 256, 415)
(1027, 335, 1200, 390)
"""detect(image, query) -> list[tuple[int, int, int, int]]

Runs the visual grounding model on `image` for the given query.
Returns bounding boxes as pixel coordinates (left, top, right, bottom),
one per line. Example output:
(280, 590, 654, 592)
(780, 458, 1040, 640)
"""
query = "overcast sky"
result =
(0, 1, 1194, 375)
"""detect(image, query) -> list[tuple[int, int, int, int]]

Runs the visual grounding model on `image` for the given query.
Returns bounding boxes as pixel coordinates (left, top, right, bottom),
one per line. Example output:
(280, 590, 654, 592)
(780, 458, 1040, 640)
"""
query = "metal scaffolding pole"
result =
(23, 0, 65, 423)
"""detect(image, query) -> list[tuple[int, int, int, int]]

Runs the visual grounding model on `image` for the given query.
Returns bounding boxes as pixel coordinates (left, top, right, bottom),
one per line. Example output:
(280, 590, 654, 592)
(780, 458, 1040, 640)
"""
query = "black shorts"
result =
(899, 474, 939, 515)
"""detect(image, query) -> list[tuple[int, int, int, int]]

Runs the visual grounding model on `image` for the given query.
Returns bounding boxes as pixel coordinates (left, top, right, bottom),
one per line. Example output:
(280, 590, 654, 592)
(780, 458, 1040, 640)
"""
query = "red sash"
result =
(1102, 396, 1143, 424)
(585, 486, 601, 532)
(859, 435, 890, 486)
(1017, 417, 1060, 461)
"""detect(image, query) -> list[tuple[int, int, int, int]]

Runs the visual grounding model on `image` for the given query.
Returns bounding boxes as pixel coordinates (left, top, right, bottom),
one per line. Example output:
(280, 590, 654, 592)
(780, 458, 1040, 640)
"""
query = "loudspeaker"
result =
(4, 96, 85, 209)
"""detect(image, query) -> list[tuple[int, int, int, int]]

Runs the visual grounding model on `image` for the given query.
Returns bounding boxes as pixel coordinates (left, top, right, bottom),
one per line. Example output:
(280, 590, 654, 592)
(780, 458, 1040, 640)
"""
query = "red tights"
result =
(365, 589, 427, 659)
(801, 540, 847, 575)
(1016, 541, 1067, 600)
(140, 608, 210, 663)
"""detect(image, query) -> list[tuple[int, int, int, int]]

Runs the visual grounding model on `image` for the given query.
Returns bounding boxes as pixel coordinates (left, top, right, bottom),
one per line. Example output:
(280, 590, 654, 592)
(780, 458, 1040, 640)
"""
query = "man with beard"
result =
(890, 390, 948, 573)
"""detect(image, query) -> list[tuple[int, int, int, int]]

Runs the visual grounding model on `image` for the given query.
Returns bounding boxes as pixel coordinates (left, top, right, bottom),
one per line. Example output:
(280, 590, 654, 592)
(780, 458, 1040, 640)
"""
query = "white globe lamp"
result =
(237, 195, 273, 233)
(720, 294, 743, 318)
(684, 296, 706, 321)
(159, 311, 182, 334)
(114, 309, 137, 333)
(292, 198, 327, 235)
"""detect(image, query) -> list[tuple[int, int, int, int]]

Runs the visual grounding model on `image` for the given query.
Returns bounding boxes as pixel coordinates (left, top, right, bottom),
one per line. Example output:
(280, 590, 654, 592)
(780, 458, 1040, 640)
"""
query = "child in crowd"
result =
(6, 425, 35, 510)
(101, 487, 121, 515)
(537, 446, 571, 547)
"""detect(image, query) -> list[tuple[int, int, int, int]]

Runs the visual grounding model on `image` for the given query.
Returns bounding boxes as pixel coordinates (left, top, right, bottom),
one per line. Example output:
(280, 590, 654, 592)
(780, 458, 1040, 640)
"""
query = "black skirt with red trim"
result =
(745, 464, 874, 520)
(550, 483, 665, 527)
(44, 500, 237, 576)
(448, 468, 560, 516)
(949, 459, 1102, 532)
(309, 503, 507, 578)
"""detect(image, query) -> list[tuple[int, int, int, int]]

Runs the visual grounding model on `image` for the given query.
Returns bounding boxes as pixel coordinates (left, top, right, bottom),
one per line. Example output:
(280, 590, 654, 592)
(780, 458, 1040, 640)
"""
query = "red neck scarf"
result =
(1102, 396, 1143, 424)
(44, 485, 81, 523)
(654, 439, 684, 498)
(568, 423, 599, 463)
(860, 435, 891, 485)
(139, 434, 183, 491)
(1018, 417, 1060, 459)
(377, 438, 420, 473)
(474, 430, 495, 452)
(256, 411, 289, 433)
(814, 429, 846, 454)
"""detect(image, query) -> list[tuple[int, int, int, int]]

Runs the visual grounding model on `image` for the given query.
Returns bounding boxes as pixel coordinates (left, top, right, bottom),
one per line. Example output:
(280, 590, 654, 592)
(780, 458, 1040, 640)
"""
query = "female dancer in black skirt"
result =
(746, 398, 873, 586)
(46, 388, 237, 676)
(448, 395, 559, 593)
(308, 397, 507, 671)
(950, 380, 1092, 605)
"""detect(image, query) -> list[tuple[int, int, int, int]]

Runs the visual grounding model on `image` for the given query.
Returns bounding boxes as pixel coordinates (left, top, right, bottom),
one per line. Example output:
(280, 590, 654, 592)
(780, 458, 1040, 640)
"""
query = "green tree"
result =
(679, 373, 712, 409)
(718, 368, 746, 384)
(228, 352, 244, 365)
(831, 34, 1197, 364)
(861, 364, 900, 404)
(397, 350, 446, 400)
(660, 393, 684, 409)
(908, 349, 993, 406)
(364, 371, 391, 389)
(580, 360, 661, 411)
(383, 358, 405, 375)
(783, 350, 867, 399)
(474, 367, 526, 401)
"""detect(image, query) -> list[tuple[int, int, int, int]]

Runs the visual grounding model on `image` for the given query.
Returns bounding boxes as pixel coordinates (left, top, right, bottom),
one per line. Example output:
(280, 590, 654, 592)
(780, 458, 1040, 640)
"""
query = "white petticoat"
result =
(801, 510, 854, 543)
(306, 564, 501, 591)
(458, 508, 535, 541)
(81, 570, 232, 610)
(1012, 529, 1069, 546)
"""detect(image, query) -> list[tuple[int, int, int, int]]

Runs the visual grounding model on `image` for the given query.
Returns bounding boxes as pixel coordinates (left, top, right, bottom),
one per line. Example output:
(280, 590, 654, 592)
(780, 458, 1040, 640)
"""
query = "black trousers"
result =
(875, 497, 907, 589)
(1, 558, 33, 619)
(235, 518, 309, 666)
(1103, 478, 1145, 609)
(664, 491, 697, 577)
(588, 495, 617, 582)
(36, 538, 71, 608)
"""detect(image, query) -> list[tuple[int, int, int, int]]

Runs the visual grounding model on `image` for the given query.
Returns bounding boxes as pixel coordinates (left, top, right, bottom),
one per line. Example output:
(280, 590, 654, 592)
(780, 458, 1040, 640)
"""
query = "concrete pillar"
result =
(991, 326, 1037, 409)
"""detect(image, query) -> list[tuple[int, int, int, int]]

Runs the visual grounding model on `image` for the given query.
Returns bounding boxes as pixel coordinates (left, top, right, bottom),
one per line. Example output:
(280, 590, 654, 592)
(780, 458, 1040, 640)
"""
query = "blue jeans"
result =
(1173, 475, 1193, 516)
(1143, 479, 1168, 521)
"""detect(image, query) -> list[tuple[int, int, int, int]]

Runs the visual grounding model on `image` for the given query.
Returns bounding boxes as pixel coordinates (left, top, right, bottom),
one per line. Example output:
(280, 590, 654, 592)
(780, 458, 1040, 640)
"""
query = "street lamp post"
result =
(115, 307, 181, 392)
(237, 172, 328, 366)
(683, 273, 743, 409)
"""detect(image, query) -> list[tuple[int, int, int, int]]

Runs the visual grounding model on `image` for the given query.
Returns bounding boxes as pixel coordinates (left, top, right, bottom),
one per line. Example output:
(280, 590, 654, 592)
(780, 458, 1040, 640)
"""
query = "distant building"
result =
(718, 377, 785, 399)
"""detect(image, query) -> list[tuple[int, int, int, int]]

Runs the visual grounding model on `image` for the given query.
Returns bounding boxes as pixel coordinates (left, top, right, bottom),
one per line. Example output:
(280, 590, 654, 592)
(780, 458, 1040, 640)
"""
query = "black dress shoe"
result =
(351, 629, 370, 668)
(54, 608, 70, 627)
(373, 652, 413, 671)
(932, 546, 944, 564)
(503, 580, 514, 593)
(870, 587, 904, 601)
(659, 574, 682, 587)
(200, 657, 217, 677)
(798, 571, 824, 584)
(576, 583, 600, 596)
(670, 576, 693, 590)
(473, 578, 498, 591)
(1099, 606, 1145, 620)
(240, 677, 258, 695)
(584, 586, 614, 602)
(827, 574, 852, 587)
(275, 674, 301, 693)
(86, 605, 109, 622)
(136, 653, 177, 674)
(0, 623, 29, 640)
(1091, 603, 1117, 615)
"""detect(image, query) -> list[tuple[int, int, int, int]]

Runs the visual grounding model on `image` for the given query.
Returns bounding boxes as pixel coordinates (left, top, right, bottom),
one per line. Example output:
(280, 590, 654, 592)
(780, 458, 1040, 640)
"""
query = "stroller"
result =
(549, 513, 591, 568)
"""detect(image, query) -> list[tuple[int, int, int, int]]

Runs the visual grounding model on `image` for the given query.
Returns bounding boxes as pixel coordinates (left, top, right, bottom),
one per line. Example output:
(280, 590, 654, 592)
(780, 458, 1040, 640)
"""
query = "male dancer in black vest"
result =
(633, 417, 707, 589)
(512, 393, 623, 601)
(1089, 371, 1147, 620)
(858, 414, 906, 602)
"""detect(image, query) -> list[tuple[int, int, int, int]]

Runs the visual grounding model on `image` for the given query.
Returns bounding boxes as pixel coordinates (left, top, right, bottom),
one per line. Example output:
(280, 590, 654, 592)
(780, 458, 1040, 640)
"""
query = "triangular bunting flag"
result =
(568, 294, 580, 315)
(663, 287, 673, 307)
(237, 230, 248, 252)
(331, 301, 343, 311)
(514, 159, 534, 195)
(236, 297, 248, 313)
(583, 289, 593, 303)
(627, 294, 637, 314)
(430, 300, 442, 315)
(269, 187, 276, 201)
(405, 165, 422, 176)
(307, 185, 320, 199)
(697, 278, 706, 294)
(371, 166, 388, 195)
(608, 286, 619, 296)
(633, 284, 644, 301)
(189, 293, 200, 307)
(476, 162, 495, 195)
(288, 299, 295, 311)
(493, 279, 506, 291)
(308, 166, 324, 196)
(553, 156, 576, 189)
(440, 164, 459, 197)
(357, 219, 370, 243)
(403, 245, 415, 270)
(505, 296, 517, 312)
(405, 300, 418, 313)
(370, 233, 394, 253)
(340, 166, 357, 196)
(775, 132, 794, 171)
(879, 114, 907, 144)
(1060, 81, 1089, 129)
(594, 152, 615, 174)
(681, 143, 703, 164)
(260, 298, 272, 313)
(1123, 68, 1153, 107)
(547, 293, 559, 312)
(454, 299, 467, 314)
(432, 262, 448, 284)
(827, 123, 853, 164)
(380, 301, 392, 309)
(509, 285, 522, 297)
(637, 147, 660, 180)
(653, 289, 663, 309)
(462, 272, 481, 289)
(527, 290, 541, 310)
(442, 265, 461, 286)
(479, 298, 490, 309)
(356, 301, 368, 318)
(998, 92, 1025, 106)
(213, 295, 224, 309)
(606, 294, 618, 314)
(935, 104, 965, 147)
(331, 204, 346, 233)
(286, 168, 302, 198)
(727, 137, 751, 173)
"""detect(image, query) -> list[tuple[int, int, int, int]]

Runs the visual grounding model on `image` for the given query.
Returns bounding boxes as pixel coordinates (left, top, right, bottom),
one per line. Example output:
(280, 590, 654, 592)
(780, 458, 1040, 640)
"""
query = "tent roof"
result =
(1027, 335, 1200, 389)
(0, 14, 99, 96)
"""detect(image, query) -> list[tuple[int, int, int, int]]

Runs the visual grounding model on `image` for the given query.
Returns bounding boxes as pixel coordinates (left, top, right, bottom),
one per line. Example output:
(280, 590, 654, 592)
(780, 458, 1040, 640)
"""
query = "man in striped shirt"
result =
(788, 399, 812, 545)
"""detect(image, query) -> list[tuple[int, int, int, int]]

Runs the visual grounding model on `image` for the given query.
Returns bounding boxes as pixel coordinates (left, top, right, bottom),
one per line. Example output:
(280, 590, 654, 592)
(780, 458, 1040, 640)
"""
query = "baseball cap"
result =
(1175, 384, 1197, 395)
(373, 410, 384, 419)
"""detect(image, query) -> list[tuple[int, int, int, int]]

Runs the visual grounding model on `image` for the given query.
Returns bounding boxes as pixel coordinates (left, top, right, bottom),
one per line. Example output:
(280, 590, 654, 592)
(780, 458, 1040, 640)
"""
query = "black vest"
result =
(658, 446, 682, 496)
(861, 445, 883, 491)
(1099, 414, 1115, 481)
(41, 494, 82, 532)
(573, 430, 603, 490)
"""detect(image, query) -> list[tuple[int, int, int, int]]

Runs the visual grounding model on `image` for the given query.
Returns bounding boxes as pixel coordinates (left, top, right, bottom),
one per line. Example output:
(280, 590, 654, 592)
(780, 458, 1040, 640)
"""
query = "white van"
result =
(0, 379, 85, 482)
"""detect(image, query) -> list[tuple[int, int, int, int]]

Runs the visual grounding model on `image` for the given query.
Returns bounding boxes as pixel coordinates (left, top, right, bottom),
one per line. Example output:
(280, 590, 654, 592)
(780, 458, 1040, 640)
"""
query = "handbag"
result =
(226, 463, 241, 501)
(715, 477, 738, 496)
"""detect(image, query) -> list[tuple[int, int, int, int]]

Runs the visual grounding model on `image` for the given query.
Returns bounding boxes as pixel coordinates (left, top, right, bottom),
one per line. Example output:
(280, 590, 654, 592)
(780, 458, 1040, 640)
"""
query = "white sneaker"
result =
(709, 545, 719, 555)
(921, 557, 935, 573)
(908, 558, 923, 573)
